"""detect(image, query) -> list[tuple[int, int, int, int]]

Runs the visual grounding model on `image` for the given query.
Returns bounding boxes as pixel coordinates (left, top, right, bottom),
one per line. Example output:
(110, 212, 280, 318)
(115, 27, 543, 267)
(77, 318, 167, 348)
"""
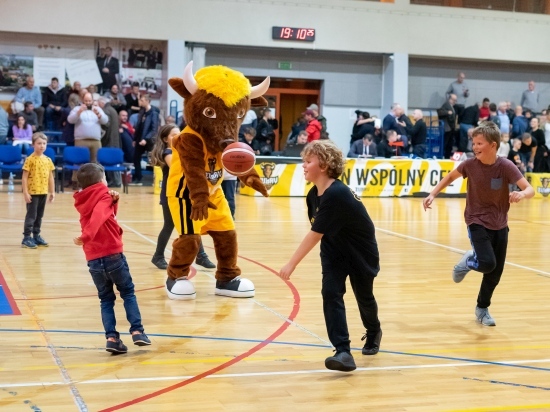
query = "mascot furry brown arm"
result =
(164, 61, 269, 300)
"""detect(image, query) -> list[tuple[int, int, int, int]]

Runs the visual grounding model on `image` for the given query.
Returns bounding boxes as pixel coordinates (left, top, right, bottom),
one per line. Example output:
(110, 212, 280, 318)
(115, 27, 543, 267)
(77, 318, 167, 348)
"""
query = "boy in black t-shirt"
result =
(278, 140, 382, 372)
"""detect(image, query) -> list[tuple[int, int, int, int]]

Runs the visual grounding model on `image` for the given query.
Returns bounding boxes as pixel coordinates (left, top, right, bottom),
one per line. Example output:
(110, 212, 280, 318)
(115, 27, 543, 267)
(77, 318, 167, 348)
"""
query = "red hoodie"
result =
(73, 182, 123, 261)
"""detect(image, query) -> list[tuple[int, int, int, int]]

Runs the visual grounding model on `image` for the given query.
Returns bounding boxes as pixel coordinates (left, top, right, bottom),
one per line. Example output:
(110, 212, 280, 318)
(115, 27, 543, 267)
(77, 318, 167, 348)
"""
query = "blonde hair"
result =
(301, 140, 345, 179)
(32, 132, 48, 144)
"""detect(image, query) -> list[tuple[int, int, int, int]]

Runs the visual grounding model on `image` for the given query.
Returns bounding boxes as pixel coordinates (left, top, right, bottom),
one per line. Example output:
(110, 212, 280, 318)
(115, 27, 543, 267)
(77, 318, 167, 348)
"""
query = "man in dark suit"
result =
(347, 134, 377, 158)
(99, 46, 119, 93)
(437, 94, 457, 158)
(410, 109, 427, 158)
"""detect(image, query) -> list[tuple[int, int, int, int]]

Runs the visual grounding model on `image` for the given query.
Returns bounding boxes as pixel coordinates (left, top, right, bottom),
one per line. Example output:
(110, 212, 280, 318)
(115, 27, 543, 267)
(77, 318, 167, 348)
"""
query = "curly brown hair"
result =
(301, 140, 345, 179)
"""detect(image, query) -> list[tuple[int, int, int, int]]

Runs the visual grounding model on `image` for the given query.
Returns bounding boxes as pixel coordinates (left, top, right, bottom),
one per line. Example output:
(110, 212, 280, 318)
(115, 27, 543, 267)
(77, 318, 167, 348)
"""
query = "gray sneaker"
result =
(452, 250, 474, 283)
(475, 306, 496, 326)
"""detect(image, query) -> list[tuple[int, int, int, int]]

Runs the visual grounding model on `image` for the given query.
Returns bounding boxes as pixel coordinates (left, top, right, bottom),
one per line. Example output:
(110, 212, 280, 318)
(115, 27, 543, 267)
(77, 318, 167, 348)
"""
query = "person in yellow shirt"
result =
(21, 132, 55, 248)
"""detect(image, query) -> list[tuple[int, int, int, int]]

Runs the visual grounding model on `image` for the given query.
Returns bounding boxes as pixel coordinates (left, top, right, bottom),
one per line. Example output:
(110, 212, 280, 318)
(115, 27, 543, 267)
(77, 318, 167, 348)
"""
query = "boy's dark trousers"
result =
(467, 224, 508, 309)
(321, 264, 380, 353)
(23, 194, 47, 236)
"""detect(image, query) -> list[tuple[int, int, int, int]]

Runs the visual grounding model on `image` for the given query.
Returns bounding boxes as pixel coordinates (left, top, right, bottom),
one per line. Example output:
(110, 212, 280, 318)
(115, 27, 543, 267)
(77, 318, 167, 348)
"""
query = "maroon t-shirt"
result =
(457, 157, 523, 230)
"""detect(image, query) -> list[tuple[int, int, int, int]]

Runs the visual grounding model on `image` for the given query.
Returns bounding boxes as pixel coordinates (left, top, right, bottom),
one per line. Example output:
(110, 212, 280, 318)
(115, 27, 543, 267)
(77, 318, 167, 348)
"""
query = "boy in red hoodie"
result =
(73, 163, 151, 353)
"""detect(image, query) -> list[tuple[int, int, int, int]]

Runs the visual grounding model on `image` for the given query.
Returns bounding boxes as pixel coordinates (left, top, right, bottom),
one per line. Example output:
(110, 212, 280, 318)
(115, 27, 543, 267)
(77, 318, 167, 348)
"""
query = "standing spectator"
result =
(12, 115, 33, 152)
(0, 105, 8, 145)
(19, 102, 39, 132)
(306, 104, 327, 137)
(256, 108, 276, 144)
(437, 94, 457, 158)
(118, 110, 135, 163)
(446, 72, 469, 119)
(530, 117, 548, 172)
(479, 98, 490, 121)
(97, 97, 122, 187)
(103, 84, 127, 113)
(350, 111, 375, 144)
(99, 47, 119, 93)
(410, 109, 427, 158)
(43, 77, 67, 131)
(21, 133, 55, 249)
(511, 106, 528, 138)
(278, 140, 382, 372)
(496, 102, 510, 135)
(303, 109, 322, 142)
(518, 133, 537, 172)
(460, 103, 480, 152)
(505, 101, 515, 123)
(520, 81, 539, 113)
(14, 77, 44, 130)
(61, 94, 80, 147)
(125, 82, 141, 116)
(130, 94, 159, 185)
(67, 92, 108, 189)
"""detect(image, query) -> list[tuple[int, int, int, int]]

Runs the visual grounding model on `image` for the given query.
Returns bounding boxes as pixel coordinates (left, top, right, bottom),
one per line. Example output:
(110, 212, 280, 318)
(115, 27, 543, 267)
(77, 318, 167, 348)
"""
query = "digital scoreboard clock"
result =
(272, 27, 315, 42)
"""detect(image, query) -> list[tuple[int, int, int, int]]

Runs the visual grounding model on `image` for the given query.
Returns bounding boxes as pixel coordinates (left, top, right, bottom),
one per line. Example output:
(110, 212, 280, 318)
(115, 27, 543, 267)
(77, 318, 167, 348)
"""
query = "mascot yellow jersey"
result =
(166, 126, 234, 235)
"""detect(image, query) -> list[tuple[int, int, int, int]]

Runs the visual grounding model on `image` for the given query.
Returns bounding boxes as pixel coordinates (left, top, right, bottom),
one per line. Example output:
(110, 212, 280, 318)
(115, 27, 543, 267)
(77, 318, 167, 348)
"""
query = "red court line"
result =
(0, 270, 21, 315)
(99, 258, 300, 412)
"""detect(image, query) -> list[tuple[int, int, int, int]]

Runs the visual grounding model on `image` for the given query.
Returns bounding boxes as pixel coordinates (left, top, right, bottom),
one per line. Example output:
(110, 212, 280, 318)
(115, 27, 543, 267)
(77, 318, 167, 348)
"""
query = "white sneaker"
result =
(452, 250, 474, 283)
(475, 306, 496, 326)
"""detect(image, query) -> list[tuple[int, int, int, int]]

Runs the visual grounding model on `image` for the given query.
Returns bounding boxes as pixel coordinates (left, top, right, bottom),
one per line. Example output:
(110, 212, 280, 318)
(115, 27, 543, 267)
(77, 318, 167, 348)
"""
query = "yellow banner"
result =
(526, 173, 550, 199)
(240, 158, 467, 197)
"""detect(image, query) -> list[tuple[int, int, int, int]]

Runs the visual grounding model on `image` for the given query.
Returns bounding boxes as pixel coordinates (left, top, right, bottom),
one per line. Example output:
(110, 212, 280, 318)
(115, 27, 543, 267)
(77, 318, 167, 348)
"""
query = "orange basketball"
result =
(221, 142, 256, 176)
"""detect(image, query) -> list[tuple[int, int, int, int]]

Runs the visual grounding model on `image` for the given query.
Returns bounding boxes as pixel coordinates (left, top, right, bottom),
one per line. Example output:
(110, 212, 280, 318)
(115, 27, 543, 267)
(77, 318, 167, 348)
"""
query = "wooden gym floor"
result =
(1, 186, 550, 411)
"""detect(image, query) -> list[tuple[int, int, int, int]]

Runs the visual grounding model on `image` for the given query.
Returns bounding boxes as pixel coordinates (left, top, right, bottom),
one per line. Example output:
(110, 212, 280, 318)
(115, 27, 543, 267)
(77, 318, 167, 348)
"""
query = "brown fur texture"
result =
(167, 70, 269, 282)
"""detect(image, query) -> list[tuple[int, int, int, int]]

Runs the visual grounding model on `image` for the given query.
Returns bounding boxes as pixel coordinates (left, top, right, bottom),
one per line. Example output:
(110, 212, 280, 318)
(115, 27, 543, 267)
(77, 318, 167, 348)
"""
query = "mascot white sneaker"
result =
(166, 277, 196, 300)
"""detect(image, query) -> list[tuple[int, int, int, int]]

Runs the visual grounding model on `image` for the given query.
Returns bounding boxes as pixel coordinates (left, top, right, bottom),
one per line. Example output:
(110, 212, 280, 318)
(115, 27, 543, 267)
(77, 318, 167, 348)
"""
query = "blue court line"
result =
(3, 328, 550, 373)
(463, 377, 550, 391)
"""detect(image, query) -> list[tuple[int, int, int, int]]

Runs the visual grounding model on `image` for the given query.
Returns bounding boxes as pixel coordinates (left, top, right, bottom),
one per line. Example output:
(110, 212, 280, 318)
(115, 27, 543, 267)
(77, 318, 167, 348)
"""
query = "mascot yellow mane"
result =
(195, 66, 251, 108)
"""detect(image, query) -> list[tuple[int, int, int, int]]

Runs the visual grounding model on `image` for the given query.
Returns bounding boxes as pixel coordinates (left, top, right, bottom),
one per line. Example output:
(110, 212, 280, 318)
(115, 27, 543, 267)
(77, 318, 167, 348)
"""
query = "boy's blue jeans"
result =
(87, 253, 144, 339)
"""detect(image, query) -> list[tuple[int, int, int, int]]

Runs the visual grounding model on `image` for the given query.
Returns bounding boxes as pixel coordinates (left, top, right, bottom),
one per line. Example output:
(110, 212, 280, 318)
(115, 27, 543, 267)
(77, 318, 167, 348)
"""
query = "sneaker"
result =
(33, 234, 49, 247)
(452, 250, 474, 283)
(128, 180, 143, 186)
(106, 339, 128, 354)
(132, 333, 152, 346)
(361, 329, 382, 355)
(475, 306, 496, 326)
(151, 255, 168, 269)
(324, 351, 356, 372)
(195, 255, 216, 269)
(215, 276, 255, 298)
(21, 236, 37, 249)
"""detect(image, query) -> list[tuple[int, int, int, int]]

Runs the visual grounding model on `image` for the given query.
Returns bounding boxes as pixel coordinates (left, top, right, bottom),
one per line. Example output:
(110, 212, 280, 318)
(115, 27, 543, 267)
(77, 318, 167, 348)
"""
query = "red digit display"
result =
(272, 27, 315, 42)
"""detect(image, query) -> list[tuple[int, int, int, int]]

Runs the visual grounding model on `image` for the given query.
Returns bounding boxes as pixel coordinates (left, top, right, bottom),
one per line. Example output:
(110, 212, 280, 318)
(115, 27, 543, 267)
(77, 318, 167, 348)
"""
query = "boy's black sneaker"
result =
(106, 339, 128, 354)
(325, 351, 356, 372)
(361, 329, 382, 355)
(33, 234, 49, 247)
(195, 255, 216, 269)
(151, 255, 168, 269)
(132, 333, 152, 346)
(21, 236, 37, 249)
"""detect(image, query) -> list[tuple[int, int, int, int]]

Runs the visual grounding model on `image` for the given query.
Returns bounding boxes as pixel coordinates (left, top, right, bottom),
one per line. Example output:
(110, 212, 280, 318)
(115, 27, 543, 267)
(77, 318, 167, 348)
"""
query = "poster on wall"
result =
(0, 54, 33, 92)
(94, 39, 164, 100)
(65, 48, 102, 87)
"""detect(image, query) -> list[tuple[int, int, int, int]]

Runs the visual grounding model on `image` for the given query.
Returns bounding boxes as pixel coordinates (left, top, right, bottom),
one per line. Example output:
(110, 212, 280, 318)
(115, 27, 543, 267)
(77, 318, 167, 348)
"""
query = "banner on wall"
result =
(240, 158, 467, 197)
(0, 54, 33, 92)
(526, 173, 550, 198)
(65, 48, 102, 87)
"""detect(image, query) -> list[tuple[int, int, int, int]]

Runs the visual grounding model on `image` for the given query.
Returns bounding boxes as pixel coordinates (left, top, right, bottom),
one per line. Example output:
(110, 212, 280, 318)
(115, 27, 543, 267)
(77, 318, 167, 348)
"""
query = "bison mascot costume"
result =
(165, 61, 269, 300)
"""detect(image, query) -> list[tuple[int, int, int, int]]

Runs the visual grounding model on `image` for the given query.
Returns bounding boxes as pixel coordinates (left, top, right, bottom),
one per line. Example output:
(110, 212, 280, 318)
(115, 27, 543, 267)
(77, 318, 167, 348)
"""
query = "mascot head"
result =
(168, 61, 270, 154)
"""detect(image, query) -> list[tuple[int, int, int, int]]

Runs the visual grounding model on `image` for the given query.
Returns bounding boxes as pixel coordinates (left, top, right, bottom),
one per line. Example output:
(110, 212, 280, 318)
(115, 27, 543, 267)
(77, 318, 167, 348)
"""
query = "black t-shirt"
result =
(307, 179, 380, 276)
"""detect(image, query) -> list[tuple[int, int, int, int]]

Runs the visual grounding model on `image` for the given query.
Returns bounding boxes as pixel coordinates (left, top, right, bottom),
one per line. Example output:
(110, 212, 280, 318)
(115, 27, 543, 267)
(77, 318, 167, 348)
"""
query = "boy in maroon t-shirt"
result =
(423, 122, 534, 326)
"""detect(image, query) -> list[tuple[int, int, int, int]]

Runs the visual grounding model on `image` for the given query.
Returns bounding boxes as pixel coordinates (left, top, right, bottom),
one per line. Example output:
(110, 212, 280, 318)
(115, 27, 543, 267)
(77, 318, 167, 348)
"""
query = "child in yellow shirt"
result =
(21, 132, 55, 248)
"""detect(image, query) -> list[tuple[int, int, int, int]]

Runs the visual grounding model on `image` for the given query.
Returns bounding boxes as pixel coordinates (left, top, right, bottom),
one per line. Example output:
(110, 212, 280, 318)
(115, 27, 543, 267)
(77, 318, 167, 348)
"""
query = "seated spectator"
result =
(350, 111, 375, 143)
(0, 105, 8, 145)
(14, 76, 44, 130)
(348, 133, 377, 158)
(410, 109, 427, 158)
(165, 115, 176, 125)
(125, 82, 141, 116)
(87, 84, 101, 101)
(377, 130, 399, 158)
(489, 103, 501, 129)
(283, 130, 308, 157)
(103, 84, 127, 113)
(118, 110, 135, 163)
(286, 115, 307, 144)
(497, 133, 510, 158)
(242, 126, 260, 155)
(479, 98, 490, 121)
(68, 81, 82, 100)
(19, 101, 39, 132)
(303, 109, 322, 142)
(12, 115, 33, 152)
(512, 106, 528, 138)
(43, 77, 67, 131)
(238, 109, 258, 141)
